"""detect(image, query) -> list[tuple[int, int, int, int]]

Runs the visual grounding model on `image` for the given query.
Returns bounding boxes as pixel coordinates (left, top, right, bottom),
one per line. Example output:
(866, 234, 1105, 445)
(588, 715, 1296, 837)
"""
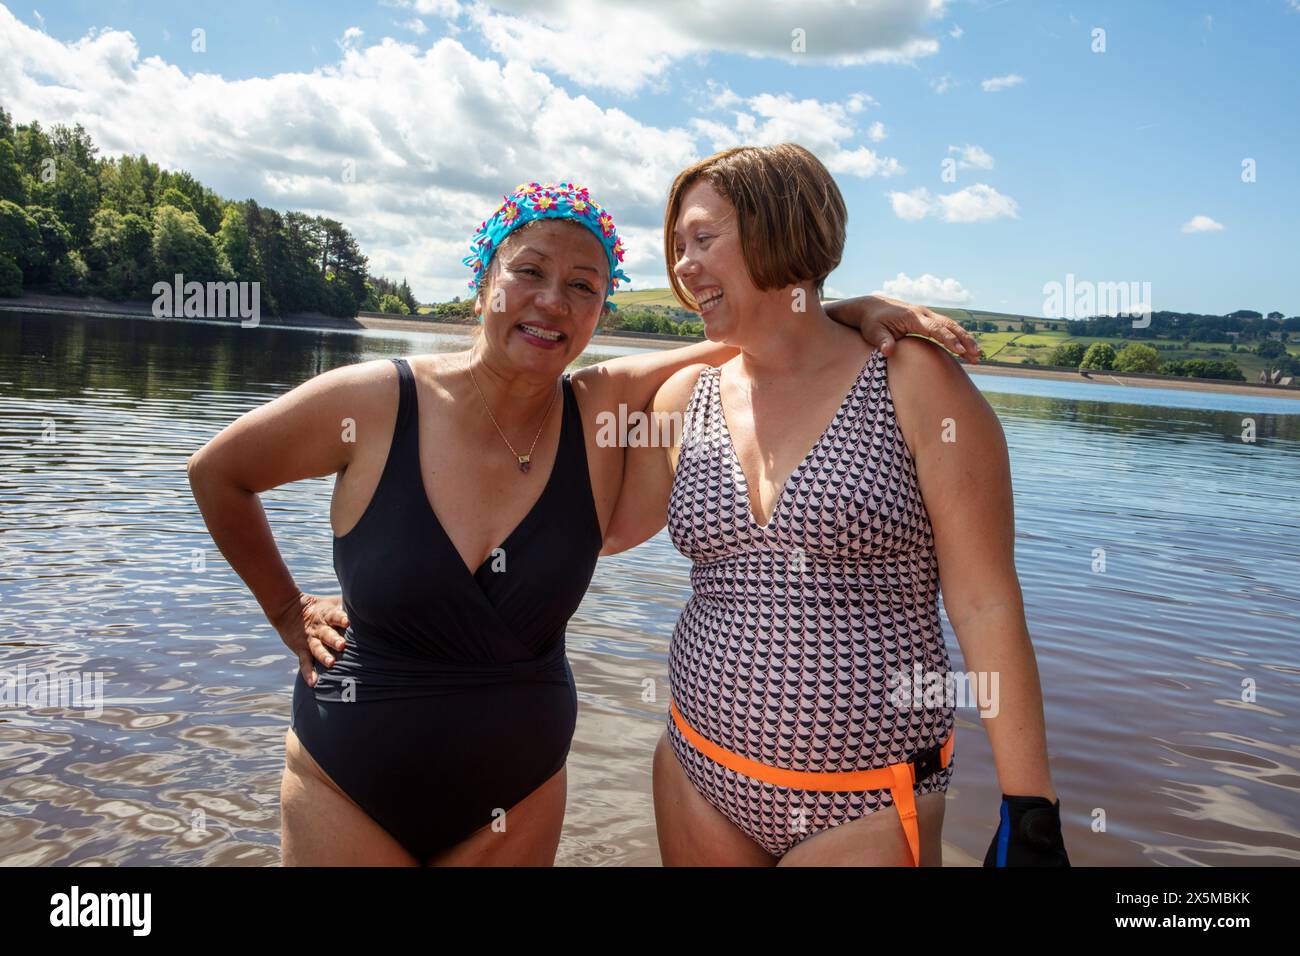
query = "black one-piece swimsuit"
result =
(291, 356, 601, 861)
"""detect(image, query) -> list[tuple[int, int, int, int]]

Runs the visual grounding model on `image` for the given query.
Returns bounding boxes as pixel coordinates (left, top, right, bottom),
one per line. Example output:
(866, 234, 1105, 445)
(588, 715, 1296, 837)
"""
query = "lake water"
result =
(1, 310, 1297, 866)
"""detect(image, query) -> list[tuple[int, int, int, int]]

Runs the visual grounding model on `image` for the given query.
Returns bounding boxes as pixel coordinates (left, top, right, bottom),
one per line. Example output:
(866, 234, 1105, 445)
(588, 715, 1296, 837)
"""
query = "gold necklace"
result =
(467, 363, 560, 474)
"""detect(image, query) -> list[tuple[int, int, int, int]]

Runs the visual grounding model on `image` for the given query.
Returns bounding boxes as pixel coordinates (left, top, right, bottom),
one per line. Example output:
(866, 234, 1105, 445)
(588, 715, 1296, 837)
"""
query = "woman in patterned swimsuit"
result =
(604, 144, 1064, 866)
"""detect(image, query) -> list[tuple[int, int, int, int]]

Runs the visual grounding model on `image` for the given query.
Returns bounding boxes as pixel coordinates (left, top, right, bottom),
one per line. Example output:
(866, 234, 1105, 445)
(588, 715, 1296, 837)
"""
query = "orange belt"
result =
(670, 697, 954, 866)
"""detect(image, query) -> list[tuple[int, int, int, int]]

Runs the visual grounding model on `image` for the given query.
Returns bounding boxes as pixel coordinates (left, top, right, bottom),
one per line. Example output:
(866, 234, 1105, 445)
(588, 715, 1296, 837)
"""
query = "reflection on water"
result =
(1, 311, 1298, 866)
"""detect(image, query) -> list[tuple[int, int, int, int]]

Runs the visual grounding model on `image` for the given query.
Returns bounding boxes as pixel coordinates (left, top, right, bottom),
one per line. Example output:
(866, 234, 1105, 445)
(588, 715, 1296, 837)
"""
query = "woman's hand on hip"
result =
(273, 592, 349, 688)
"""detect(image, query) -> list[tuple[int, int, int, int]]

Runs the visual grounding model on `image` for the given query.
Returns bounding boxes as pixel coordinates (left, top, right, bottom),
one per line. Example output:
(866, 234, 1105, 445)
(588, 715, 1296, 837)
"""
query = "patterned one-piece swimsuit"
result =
(665, 348, 956, 858)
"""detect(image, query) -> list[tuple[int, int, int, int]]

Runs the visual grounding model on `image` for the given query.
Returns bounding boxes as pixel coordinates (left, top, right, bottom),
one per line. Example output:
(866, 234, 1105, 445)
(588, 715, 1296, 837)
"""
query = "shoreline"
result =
(5, 294, 1298, 400)
(0, 293, 684, 351)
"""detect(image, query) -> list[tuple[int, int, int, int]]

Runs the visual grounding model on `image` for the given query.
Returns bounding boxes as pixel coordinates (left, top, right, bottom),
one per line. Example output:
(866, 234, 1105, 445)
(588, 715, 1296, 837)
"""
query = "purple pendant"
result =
(519, 457, 531, 473)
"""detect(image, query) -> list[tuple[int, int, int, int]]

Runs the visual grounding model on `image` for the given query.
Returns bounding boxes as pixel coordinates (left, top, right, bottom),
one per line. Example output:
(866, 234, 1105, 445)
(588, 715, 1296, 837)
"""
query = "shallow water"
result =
(1, 310, 1297, 866)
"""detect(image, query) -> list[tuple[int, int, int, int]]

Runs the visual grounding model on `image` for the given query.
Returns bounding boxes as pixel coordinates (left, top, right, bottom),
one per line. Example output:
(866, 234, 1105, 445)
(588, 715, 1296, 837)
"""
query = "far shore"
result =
(5, 293, 1298, 401)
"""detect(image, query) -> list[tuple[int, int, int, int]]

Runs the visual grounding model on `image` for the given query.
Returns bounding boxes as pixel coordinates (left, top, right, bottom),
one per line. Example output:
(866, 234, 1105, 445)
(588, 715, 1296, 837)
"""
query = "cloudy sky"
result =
(2, 0, 1297, 314)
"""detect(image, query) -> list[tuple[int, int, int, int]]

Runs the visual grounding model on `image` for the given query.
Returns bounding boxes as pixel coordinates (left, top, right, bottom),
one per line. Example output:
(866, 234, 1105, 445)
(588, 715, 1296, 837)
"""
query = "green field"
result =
(609, 288, 687, 308)
(955, 327, 1292, 378)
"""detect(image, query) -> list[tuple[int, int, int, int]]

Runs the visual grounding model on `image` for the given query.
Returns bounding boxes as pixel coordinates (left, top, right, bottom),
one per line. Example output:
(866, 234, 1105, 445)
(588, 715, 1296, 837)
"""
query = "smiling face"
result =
(671, 180, 755, 344)
(473, 219, 609, 374)
(664, 145, 850, 348)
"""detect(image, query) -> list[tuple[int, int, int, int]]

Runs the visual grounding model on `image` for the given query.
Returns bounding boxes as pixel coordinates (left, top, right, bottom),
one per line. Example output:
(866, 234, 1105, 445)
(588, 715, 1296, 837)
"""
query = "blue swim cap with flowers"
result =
(462, 181, 630, 312)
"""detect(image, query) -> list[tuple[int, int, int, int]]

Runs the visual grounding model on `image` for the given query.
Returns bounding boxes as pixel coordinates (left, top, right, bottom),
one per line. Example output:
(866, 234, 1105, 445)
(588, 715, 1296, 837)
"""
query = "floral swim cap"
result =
(462, 181, 630, 310)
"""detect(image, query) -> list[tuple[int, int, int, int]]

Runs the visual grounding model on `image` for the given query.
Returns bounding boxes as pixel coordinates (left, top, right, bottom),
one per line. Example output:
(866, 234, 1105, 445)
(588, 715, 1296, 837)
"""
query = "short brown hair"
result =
(663, 143, 847, 309)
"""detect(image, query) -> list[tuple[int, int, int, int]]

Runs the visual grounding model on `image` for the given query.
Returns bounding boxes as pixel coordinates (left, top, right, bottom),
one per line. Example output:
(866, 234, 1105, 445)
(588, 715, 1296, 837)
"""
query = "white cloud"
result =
(874, 271, 973, 305)
(949, 24, 963, 38)
(930, 74, 956, 94)
(1182, 215, 1224, 233)
(947, 144, 993, 169)
(466, 0, 948, 93)
(867, 121, 887, 142)
(0, 6, 702, 300)
(888, 184, 1019, 222)
(694, 87, 903, 178)
(399, 18, 428, 34)
(981, 73, 1024, 92)
(845, 92, 879, 112)
(386, 0, 466, 16)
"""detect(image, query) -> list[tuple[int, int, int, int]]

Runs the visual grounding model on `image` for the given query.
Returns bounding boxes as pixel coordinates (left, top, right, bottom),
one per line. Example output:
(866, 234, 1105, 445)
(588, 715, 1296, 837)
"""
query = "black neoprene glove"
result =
(983, 794, 1071, 866)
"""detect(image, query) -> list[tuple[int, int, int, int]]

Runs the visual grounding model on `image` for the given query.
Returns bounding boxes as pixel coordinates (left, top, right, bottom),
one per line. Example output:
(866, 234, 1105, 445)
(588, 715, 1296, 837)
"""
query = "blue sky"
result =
(3, 0, 1298, 315)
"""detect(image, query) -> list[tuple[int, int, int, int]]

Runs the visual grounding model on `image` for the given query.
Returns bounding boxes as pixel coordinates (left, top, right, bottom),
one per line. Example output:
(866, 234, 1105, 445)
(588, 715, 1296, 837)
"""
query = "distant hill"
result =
(597, 289, 1299, 384)
(610, 288, 684, 308)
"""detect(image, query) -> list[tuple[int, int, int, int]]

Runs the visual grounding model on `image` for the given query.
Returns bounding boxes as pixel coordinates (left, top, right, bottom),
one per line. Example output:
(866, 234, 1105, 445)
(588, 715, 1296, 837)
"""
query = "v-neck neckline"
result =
(712, 350, 877, 533)
(416, 365, 568, 582)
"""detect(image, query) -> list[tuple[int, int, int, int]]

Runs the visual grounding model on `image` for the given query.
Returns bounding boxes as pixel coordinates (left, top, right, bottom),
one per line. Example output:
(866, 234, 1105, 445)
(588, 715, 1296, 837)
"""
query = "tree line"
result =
(0, 105, 414, 317)
(1049, 310, 1300, 342)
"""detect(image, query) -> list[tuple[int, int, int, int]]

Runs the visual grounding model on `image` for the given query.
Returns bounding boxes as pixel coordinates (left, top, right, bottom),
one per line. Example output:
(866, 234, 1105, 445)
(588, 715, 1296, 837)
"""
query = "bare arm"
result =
(887, 336, 1056, 801)
(825, 294, 980, 364)
(598, 363, 707, 556)
(576, 295, 980, 428)
(186, 359, 392, 627)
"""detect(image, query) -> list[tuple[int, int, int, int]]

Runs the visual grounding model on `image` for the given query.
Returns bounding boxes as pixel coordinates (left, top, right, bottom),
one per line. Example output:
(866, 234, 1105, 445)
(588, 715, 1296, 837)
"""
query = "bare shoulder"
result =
(568, 359, 623, 414)
(190, 356, 406, 488)
(885, 336, 989, 411)
(299, 355, 399, 394)
(224, 357, 399, 435)
(883, 336, 997, 458)
(654, 362, 711, 415)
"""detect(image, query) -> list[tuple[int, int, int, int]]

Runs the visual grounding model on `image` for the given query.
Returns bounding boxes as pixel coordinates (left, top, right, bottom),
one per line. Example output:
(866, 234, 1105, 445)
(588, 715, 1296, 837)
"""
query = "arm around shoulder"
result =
(599, 362, 709, 556)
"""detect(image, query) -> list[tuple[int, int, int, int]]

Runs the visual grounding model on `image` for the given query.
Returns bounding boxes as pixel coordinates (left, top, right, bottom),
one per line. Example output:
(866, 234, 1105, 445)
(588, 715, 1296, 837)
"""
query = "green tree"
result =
(0, 139, 26, 205)
(1048, 342, 1086, 367)
(50, 250, 89, 294)
(151, 204, 228, 284)
(49, 123, 99, 176)
(30, 159, 99, 247)
(377, 293, 410, 315)
(0, 254, 22, 296)
(156, 169, 222, 232)
(1256, 339, 1287, 360)
(1114, 342, 1162, 373)
(217, 203, 264, 287)
(319, 218, 368, 305)
(12, 119, 52, 183)
(87, 209, 154, 299)
(0, 199, 41, 279)
(25, 206, 73, 285)
(157, 186, 196, 216)
(397, 277, 417, 312)
(1080, 342, 1117, 370)
(100, 154, 154, 217)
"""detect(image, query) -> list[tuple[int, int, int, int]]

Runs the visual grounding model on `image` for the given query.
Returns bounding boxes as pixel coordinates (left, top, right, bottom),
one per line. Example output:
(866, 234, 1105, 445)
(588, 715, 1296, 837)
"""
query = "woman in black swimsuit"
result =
(186, 179, 978, 866)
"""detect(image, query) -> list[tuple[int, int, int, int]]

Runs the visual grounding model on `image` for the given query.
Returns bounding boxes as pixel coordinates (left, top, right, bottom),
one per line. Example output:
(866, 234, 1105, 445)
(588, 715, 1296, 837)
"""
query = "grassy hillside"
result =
(609, 288, 685, 308)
